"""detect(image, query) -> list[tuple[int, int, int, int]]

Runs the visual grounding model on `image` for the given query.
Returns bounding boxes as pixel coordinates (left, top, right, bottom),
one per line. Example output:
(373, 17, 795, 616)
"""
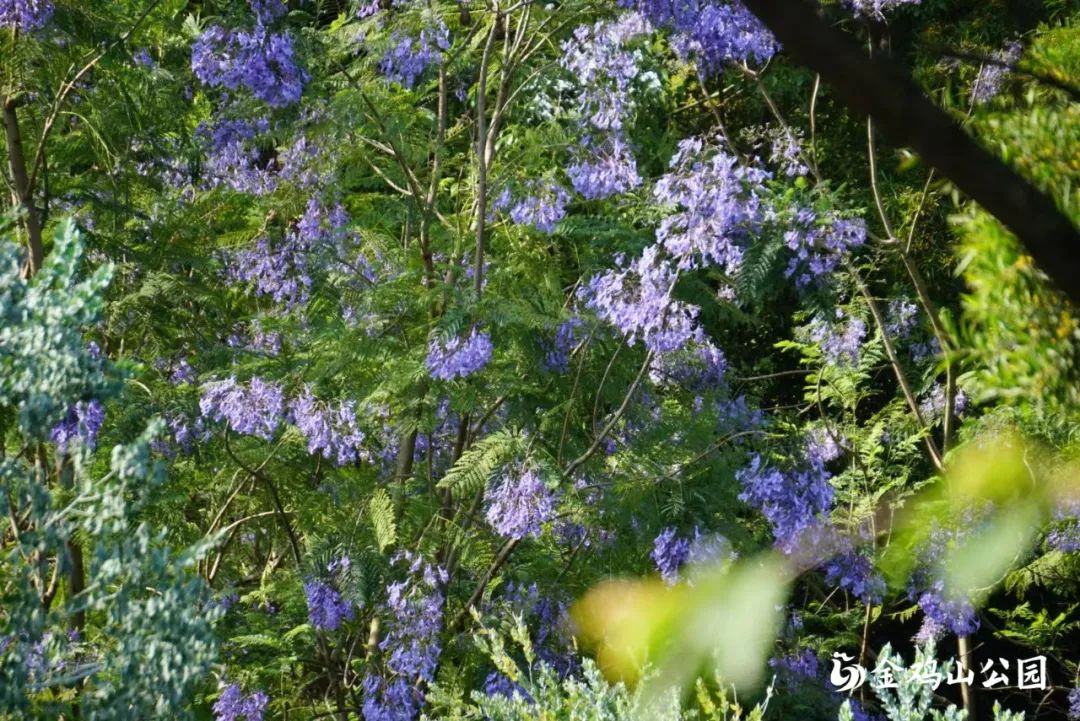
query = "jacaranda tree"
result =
(3, 1, 1080, 720)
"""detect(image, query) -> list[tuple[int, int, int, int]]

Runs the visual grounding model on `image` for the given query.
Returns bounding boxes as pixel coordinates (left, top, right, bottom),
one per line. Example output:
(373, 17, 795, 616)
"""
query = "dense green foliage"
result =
(3, 1, 1080, 720)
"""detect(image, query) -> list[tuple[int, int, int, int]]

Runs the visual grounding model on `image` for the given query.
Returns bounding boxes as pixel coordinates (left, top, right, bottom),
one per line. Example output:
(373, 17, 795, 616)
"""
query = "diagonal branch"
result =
(741, 0, 1080, 306)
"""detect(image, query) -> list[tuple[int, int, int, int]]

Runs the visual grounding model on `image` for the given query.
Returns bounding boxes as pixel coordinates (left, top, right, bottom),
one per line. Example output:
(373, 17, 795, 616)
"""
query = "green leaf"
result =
(369, 488, 397, 552)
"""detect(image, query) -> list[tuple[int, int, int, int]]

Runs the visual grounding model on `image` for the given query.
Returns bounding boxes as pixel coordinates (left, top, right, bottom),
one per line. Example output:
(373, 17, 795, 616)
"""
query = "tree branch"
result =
(741, 0, 1080, 306)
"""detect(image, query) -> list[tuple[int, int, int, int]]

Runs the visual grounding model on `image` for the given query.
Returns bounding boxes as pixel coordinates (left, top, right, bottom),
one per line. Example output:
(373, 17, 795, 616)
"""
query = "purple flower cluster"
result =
(918, 383, 968, 420)
(380, 20, 450, 89)
(249, 0, 286, 22)
(910, 336, 941, 365)
(784, 215, 867, 288)
(289, 389, 368, 466)
(651, 528, 691, 584)
(769, 648, 819, 681)
(426, 327, 493, 381)
(736, 444, 834, 556)
(483, 672, 531, 701)
(304, 576, 354, 631)
(363, 554, 446, 721)
(485, 466, 556, 540)
(192, 1, 308, 107)
(199, 376, 285, 440)
(560, 15, 648, 200)
(651, 527, 734, 584)
(278, 134, 328, 190)
(235, 319, 283, 356)
(228, 198, 350, 308)
(502, 582, 578, 676)
(1068, 687, 1080, 720)
(885, 298, 918, 339)
(566, 134, 642, 200)
(50, 399, 105, 453)
(197, 118, 277, 195)
(908, 518, 982, 637)
(161, 356, 196, 385)
(0, 0, 52, 31)
(507, 181, 571, 233)
(622, 1, 777, 76)
(806, 310, 867, 367)
(823, 547, 885, 603)
(846, 0, 921, 20)
(561, 13, 650, 132)
(971, 41, 1023, 105)
(687, 530, 735, 567)
(555, 519, 616, 552)
(581, 246, 703, 354)
(1048, 498, 1080, 553)
(655, 136, 770, 274)
(715, 395, 767, 439)
(213, 683, 269, 721)
(543, 317, 584, 373)
(914, 580, 979, 638)
(648, 340, 728, 390)
(168, 412, 206, 455)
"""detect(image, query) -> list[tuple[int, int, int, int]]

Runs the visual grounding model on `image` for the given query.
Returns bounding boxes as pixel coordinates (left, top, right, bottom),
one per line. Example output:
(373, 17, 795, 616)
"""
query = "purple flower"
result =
(426, 328, 493, 380)
(574, 136, 768, 354)
(770, 130, 808, 177)
(214, 683, 269, 721)
(560, 13, 651, 133)
(1048, 497, 1080, 553)
(192, 5, 308, 107)
(581, 246, 703, 354)
(226, 198, 351, 307)
(972, 41, 1023, 104)
(736, 443, 834, 556)
(508, 181, 570, 233)
(648, 340, 727, 389)
(769, 649, 819, 681)
(918, 383, 968, 421)
(916, 585, 979, 637)
(784, 215, 866, 288)
(653, 135, 770, 276)
(289, 389, 368, 466)
(0, 0, 53, 32)
(169, 357, 196, 385)
(199, 376, 285, 440)
(806, 310, 866, 367)
(622, 1, 776, 76)
(912, 614, 945, 646)
(357, 1, 380, 19)
(1068, 687, 1080, 720)
(500, 582, 578, 675)
(686, 529, 735, 568)
(543, 317, 584, 373)
(485, 466, 556, 540)
(885, 298, 918, 339)
(364, 555, 447, 721)
(304, 578, 354, 631)
(651, 527, 691, 584)
(380, 20, 450, 88)
(250, 0, 286, 23)
(824, 547, 885, 603)
(483, 671, 532, 701)
(567, 134, 642, 200)
(134, 49, 156, 67)
(652, 527, 734, 585)
(845, 0, 921, 19)
(211, 591, 241, 613)
(908, 517, 983, 637)
(50, 399, 105, 453)
(197, 117, 277, 195)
